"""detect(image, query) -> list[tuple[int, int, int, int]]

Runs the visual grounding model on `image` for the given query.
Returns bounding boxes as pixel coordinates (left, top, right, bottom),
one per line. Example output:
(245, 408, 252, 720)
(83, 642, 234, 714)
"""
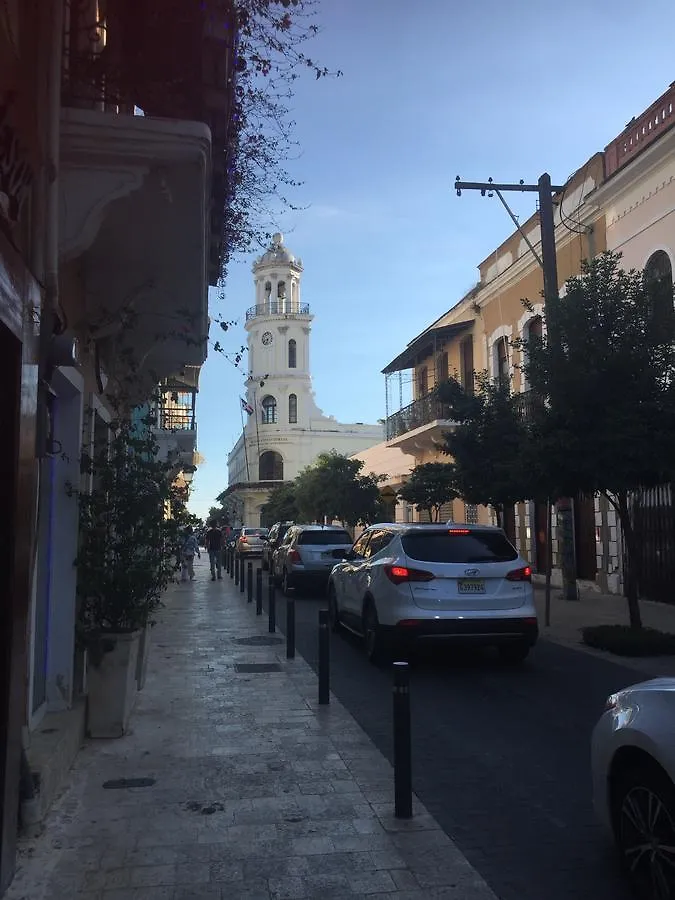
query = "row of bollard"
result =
(229, 552, 412, 820)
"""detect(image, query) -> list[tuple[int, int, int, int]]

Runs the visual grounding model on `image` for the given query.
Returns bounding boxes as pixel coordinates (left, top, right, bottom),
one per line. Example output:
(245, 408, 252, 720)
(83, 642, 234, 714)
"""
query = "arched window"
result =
(288, 339, 297, 368)
(417, 366, 428, 398)
(259, 450, 283, 481)
(277, 280, 286, 299)
(436, 351, 448, 384)
(495, 336, 509, 390)
(264, 281, 272, 299)
(289, 393, 298, 424)
(522, 316, 542, 391)
(261, 395, 277, 425)
(645, 250, 673, 328)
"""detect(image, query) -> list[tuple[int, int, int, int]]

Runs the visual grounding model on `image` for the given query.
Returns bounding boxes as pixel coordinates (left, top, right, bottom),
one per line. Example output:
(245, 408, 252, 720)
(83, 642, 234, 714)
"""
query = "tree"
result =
(398, 463, 459, 522)
(437, 373, 541, 526)
(294, 452, 385, 527)
(261, 482, 299, 523)
(517, 251, 675, 630)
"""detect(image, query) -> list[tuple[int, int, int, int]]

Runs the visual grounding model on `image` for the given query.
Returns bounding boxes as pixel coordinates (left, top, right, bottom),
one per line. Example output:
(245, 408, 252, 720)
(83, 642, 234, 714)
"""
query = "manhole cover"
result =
(102, 778, 156, 790)
(234, 663, 282, 674)
(235, 636, 284, 646)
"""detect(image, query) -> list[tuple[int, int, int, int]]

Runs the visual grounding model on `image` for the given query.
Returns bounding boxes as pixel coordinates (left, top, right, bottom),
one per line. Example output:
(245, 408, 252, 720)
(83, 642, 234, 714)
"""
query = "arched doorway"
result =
(259, 451, 283, 481)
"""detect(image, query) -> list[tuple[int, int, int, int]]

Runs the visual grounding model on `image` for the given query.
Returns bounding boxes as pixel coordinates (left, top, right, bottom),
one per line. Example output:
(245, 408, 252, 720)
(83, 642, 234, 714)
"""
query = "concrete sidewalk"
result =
(5, 559, 497, 900)
(535, 583, 675, 677)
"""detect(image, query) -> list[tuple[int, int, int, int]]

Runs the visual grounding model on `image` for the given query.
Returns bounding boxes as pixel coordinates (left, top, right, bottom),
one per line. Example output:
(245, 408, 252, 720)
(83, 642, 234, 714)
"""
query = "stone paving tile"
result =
(5, 561, 497, 900)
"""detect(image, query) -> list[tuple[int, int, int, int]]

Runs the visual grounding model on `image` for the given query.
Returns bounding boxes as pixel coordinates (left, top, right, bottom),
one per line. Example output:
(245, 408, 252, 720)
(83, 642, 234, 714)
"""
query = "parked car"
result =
(225, 527, 241, 550)
(273, 525, 353, 595)
(327, 522, 538, 664)
(236, 527, 268, 557)
(262, 521, 294, 571)
(592, 677, 675, 900)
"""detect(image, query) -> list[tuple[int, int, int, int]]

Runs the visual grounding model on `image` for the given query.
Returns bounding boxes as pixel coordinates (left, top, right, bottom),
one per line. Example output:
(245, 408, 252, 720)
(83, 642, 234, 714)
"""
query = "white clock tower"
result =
(225, 233, 383, 526)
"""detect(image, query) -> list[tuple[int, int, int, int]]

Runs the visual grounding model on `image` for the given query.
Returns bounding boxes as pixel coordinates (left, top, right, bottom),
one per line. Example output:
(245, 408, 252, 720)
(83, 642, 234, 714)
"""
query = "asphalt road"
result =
(245, 562, 644, 900)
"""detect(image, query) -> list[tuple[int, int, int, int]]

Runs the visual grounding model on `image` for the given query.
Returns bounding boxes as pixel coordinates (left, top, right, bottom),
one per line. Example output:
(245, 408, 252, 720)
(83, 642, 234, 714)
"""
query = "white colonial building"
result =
(225, 234, 383, 526)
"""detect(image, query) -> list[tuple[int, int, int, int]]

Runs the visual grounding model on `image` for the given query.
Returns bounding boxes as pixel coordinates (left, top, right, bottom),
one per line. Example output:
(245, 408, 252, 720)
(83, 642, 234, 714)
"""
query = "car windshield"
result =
(402, 530, 518, 563)
(298, 530, 351, 545)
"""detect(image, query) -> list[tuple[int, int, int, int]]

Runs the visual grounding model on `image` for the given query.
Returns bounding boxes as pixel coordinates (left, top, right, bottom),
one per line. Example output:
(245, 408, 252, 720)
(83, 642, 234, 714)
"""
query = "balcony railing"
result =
(385, 395, 455, 441)
(246, 302, 310, 321)
(513, 389, 545, 423)
(605, 83, 675, 177)
(155, 392, 196, 431)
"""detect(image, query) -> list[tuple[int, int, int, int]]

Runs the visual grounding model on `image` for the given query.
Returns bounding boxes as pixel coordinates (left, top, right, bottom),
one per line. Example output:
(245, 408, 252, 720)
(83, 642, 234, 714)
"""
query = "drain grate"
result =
(235, 636, 284, 646)
(102, 777, 156, 790)
(234, 663, 282, 674)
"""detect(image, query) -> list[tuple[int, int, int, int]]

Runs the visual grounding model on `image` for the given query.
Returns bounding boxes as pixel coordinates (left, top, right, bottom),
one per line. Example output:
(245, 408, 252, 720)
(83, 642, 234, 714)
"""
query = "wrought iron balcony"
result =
(155, 391, 196, 431)
(246, 302, 310, 321)
(385, 395, 455, 441)
(513, 389, 544, 423)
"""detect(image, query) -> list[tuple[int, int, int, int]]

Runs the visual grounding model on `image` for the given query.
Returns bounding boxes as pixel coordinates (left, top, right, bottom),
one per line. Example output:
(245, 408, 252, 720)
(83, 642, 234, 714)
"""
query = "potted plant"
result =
(72, 409, 181, 738)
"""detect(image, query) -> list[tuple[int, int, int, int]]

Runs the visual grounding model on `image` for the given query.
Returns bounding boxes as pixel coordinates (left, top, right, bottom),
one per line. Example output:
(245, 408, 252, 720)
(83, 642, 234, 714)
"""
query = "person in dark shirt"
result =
(204, 522, 223, 581)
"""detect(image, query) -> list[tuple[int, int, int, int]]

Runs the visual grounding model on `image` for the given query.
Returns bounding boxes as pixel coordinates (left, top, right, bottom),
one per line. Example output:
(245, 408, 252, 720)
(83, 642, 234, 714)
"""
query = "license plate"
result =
(458, 580, 485, 594)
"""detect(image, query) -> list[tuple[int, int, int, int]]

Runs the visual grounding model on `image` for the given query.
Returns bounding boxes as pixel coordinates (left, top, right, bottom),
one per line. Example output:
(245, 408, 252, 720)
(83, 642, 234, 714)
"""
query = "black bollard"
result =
(286, 596, 296, 660)
(268, 576, 276, 633)
(229, 549, 234, 579)
(318, 609, 330, 705)
(256, 568, 263, 616)
(240, 557, 245, 594)
(393, 662, 412, 819)
(247, 562, 253, 603)
(226, 547, 231, 575)
(234, 554, 239, 586)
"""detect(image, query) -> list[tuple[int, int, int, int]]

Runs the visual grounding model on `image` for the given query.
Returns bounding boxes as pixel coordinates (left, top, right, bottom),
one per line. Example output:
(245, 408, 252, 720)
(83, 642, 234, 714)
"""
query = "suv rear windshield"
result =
(298, 530, 351, 546)
(245, 529, 267, 536)
(402, 530, 518, 563)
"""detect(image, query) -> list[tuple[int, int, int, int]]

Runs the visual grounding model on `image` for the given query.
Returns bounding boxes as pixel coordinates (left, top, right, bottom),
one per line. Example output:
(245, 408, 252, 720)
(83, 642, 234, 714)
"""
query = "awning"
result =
(382, 320, 474, 374)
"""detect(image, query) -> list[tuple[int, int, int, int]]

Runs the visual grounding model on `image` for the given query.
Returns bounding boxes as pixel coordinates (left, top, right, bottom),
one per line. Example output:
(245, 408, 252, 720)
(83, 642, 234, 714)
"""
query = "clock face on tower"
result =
(261, 331, 273, 346)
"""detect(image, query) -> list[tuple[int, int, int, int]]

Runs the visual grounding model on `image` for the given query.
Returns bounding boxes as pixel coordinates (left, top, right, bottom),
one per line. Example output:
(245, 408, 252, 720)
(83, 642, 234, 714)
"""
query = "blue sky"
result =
(189, 0, 675, 519)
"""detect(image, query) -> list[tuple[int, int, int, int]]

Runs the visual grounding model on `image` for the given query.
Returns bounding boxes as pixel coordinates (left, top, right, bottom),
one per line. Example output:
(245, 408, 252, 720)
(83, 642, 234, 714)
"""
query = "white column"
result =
(45, 367, 84, 711)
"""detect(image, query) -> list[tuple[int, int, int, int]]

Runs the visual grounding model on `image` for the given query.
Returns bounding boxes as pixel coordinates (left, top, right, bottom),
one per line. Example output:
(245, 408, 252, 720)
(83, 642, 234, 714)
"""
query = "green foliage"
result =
(261, 482, 299, 523)
(294, 452, 386, 527)
(437, 373, 541, 521)
(72, 410, 183, 638)
(398, 463, 459, 522)
(516, 251, 675, 629)
(516, 251, 675, 501)
(581, 624, 675, 657)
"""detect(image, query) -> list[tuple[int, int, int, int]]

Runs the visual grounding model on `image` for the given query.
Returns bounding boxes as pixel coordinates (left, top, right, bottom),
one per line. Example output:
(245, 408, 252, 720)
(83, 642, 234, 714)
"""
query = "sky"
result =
(189, 0, 675, 519)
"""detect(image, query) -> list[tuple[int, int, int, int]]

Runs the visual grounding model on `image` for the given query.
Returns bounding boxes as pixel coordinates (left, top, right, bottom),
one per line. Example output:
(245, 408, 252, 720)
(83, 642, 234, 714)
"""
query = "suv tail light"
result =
(384, 564, 435, 585)
(288, 549, 301, 564)
(506, 566, 532, 582)
(240, 536, 248, 544)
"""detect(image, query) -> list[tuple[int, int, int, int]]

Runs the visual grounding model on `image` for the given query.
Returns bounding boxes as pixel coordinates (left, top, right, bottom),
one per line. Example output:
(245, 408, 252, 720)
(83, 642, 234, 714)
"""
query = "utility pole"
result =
(453, 174, 578, 604)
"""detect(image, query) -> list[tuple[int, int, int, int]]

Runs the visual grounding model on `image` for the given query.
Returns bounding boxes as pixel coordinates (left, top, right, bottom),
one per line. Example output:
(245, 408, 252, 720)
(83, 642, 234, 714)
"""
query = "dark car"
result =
(261, 521, 294, 571)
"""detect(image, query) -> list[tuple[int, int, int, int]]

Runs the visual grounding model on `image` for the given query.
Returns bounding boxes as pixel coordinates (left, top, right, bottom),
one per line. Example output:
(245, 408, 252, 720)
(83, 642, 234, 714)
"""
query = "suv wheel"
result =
(328, 586, 341, 633)
(612, 761, 675, 899)
(363, 600, 387, 665)
(282, 568, 293, 597)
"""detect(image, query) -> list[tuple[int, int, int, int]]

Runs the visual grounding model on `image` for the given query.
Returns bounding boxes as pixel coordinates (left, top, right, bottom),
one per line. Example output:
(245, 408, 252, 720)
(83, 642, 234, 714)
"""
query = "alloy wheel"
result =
(618, 782, 675, 899)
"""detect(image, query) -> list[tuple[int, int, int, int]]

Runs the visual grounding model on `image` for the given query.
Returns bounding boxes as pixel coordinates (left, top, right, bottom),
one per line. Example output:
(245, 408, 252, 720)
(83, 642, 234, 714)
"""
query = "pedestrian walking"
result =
(180, 527, 200, 582)
(205, 521, 223, 581)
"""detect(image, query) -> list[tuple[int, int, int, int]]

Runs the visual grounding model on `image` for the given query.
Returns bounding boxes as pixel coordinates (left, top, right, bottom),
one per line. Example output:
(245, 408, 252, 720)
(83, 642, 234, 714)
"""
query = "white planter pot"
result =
(86, 631, 141, 738)
(135, 625, 152, 691)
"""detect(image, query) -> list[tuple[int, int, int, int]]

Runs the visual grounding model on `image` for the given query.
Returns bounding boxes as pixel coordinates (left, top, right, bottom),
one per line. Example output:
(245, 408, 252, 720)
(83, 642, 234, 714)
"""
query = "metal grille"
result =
(628, 483, 675, 604)
(464, 503, 479, 525)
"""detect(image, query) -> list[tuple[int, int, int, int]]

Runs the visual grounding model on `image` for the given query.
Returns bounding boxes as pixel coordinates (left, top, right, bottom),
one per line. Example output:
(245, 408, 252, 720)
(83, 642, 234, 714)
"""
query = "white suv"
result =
(328, 522, 538, 664)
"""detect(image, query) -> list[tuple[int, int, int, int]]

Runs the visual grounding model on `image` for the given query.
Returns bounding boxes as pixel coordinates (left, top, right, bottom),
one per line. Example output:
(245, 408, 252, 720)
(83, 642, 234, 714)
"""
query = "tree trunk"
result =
(615, 491, 643, 631)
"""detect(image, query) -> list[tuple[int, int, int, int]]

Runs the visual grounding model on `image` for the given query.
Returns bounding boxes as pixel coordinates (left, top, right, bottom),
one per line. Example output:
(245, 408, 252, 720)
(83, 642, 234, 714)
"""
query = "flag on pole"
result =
(240, 397, 254, 416)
